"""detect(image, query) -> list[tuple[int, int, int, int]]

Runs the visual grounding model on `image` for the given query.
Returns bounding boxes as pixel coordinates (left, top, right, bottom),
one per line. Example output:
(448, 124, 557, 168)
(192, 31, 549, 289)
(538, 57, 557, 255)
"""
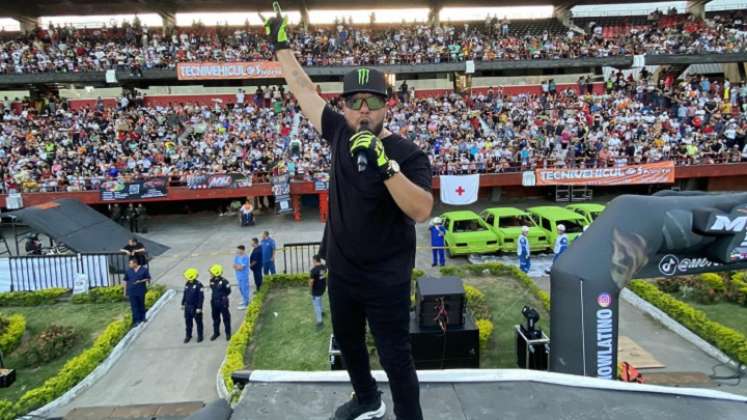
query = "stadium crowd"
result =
(2, 72, 747, 193)
(0, 10, 746, 74)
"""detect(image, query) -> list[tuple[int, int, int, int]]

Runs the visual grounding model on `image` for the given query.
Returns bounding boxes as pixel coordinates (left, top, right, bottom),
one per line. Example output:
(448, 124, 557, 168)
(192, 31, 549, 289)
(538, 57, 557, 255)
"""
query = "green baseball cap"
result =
(342, 67, 388, 97)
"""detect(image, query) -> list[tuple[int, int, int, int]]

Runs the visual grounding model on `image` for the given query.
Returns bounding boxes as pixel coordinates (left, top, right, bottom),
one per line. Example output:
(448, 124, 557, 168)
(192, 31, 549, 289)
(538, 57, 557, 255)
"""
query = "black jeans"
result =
(329, 273, 423, 420)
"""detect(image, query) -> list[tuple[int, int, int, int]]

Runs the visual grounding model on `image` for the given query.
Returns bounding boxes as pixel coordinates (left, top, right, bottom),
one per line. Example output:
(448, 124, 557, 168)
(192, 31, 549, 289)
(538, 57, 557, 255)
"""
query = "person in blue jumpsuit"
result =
(553, 224, 569, 263)
(517, 226, 531, 273)
(123, 256, 150, 326)
(430, 217, 446, 267)
(260, 231, 277, 275)
(181, 268, 205, 343)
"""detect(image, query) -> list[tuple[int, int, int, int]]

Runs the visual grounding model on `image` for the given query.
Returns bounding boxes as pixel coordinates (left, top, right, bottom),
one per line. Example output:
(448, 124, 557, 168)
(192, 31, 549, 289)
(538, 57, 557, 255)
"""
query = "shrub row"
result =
(656, 272, 747, 305)
(629, 280, 747, 366)
(0, 289, 68, 307)
(0, 313, 26, 354)
(0, 285, 167, 420)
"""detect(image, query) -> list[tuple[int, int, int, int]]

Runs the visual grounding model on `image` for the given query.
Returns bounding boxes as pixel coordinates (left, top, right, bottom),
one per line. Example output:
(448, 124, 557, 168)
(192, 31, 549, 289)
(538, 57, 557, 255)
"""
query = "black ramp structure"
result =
(10, 199, 168, 256)
(551, 191, 747, 379)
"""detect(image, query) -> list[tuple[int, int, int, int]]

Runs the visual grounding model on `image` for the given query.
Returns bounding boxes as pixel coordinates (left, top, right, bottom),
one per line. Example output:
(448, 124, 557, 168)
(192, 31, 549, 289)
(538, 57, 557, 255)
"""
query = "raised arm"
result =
(264, 9, 326, 131)
(276, 50, 325, 131)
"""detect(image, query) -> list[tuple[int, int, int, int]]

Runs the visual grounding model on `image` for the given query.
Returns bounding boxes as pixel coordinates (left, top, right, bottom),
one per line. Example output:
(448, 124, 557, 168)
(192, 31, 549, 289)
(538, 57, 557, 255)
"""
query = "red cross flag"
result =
(439, 174, 480, 205)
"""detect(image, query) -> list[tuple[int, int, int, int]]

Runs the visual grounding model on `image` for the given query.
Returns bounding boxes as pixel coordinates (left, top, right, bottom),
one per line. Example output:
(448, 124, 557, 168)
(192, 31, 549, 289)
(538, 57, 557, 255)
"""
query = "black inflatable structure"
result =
(551, 191, 747, 379)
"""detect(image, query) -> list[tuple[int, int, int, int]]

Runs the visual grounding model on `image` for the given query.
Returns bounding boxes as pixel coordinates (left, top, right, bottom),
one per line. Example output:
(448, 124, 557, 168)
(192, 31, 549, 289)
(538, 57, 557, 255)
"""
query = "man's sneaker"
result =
(332, 391, 385, 420)
(237, 304, 247, 310)
(210, 333, 220, 341)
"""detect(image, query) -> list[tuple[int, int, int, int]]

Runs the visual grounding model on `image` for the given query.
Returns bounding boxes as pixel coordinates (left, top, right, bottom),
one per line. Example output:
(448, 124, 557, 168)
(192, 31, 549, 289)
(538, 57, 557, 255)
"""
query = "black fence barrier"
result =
(282, 242, 321, 275)
(7, 252, 130, 291)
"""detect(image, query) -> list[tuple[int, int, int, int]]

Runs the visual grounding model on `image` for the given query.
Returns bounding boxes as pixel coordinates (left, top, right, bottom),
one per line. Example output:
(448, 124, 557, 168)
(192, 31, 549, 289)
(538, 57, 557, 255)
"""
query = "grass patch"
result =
(248, 274, 548, 370)
(249, 287, 334, 370)
(463, 275, 549, 368)
(0, 302, 128, 402)
(673, 297, 747, 338)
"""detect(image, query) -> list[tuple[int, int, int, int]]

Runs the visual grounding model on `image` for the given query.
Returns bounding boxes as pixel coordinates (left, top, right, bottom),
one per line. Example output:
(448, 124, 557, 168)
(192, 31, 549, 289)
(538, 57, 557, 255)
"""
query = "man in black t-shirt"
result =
(265, 8, 433, 420)
(121, 238, 147, 266)
(309, 254, 327, 329)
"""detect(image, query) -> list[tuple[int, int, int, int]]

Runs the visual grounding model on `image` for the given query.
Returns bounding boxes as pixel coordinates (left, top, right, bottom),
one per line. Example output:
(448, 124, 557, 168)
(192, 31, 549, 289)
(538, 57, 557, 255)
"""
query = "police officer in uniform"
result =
(208, 264, 232, 341)
(181, 268, 205, 343)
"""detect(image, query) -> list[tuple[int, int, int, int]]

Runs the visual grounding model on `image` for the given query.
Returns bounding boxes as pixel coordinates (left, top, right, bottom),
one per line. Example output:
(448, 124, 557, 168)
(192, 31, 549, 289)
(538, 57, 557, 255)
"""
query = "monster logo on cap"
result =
(358, 68, 370, 85)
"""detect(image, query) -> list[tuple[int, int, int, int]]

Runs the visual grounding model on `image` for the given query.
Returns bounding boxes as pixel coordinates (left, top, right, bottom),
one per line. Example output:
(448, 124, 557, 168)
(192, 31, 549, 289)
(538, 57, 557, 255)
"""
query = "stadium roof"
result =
(5, 0, 681, 18)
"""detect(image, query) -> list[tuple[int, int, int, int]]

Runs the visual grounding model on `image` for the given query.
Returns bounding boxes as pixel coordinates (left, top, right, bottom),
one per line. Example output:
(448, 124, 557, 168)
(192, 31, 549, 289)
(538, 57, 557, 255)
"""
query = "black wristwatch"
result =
(382, 160, 400, 180)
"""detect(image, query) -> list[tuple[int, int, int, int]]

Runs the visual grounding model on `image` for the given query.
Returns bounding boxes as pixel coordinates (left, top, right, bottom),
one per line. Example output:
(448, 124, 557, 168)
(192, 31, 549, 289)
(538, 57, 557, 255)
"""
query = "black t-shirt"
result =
(319, 105, 432, 285)
(124, 242, 147, 265)
(310, 264, 327, 296)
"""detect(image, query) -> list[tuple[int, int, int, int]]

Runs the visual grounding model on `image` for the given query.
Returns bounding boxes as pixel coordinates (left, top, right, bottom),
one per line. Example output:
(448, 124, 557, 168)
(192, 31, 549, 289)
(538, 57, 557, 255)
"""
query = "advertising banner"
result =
(528, 161, 675, 186)
(100, 177, 168, 201)
(271, 174, 293, 215)
(176, 61, 283, 80)
(186, 173, 252, 189)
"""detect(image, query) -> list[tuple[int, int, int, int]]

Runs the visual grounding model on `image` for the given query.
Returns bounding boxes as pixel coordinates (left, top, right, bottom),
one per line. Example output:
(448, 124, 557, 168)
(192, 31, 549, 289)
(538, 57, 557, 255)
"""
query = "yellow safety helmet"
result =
(209, 264, 224, 277)
(183, 268, 199, 281)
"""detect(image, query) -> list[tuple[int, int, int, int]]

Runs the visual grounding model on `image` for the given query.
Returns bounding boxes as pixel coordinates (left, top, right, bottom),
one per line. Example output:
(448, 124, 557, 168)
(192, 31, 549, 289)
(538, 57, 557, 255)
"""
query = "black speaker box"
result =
(409, 311, 479, 369)
(416, 276, 465, 329)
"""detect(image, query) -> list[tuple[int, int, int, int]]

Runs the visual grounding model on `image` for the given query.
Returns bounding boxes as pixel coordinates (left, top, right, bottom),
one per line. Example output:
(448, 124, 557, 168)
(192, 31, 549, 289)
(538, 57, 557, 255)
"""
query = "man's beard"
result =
(348, 118, 384, 136)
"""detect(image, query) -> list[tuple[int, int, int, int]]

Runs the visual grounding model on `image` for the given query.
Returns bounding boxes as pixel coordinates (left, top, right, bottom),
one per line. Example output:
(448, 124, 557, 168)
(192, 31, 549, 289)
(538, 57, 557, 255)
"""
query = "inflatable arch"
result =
(550, 191, 747, 378)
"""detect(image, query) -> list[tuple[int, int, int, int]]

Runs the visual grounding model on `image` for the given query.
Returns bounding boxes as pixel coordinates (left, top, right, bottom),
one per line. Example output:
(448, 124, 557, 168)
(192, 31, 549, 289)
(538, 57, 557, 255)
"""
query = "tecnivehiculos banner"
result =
(176, 61, 283, 80)
(524, 161, 675, 186)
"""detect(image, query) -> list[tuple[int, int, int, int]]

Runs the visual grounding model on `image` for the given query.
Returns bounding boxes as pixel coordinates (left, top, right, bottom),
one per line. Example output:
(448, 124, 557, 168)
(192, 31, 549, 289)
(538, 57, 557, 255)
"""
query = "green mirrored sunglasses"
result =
(344, 95, 386, 111)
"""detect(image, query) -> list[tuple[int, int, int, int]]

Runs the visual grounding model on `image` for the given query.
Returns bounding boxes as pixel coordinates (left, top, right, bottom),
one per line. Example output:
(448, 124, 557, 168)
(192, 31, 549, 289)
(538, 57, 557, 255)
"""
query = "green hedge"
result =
(222, 273, 308, 400)
(440, 263, 550, 311)
(628, 280, 747, 366)
(0, 288, 69, 307)
(0, 285, 167, 420)
(69, 284, 166, 306)
(0, 313, 26, 354)
(71, 286, 125, 304)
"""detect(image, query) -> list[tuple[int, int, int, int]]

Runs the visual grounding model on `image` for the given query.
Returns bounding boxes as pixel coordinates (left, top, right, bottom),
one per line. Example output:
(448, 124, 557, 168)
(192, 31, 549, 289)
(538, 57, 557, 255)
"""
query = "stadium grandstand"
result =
(2, 0, 747, 207)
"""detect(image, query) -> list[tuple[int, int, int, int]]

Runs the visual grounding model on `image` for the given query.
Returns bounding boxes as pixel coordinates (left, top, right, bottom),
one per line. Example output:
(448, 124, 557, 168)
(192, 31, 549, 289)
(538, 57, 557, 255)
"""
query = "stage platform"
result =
(231, 370, 747, 420)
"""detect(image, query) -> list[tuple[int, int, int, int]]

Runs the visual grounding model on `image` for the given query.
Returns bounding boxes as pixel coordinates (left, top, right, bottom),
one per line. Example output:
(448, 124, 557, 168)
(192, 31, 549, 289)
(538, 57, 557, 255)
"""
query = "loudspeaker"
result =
(416, 276, 465, 329)
(409, 311, 479, 369)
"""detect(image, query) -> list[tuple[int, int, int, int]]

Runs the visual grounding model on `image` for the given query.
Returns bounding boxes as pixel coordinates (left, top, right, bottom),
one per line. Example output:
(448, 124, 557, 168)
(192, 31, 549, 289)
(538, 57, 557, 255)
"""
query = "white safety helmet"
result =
(557, 224, 566, 232)
(433, 217, 443, 225)
(521, 226, 530, 233)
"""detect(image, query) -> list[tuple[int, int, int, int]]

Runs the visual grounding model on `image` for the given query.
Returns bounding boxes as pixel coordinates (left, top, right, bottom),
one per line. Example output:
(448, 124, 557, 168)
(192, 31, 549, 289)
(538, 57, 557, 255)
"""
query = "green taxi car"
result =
(480, 207, 551, 253)
(440, 211, 501, 257)
(566, 203, 606, 225)
(527, 206, 589, 246)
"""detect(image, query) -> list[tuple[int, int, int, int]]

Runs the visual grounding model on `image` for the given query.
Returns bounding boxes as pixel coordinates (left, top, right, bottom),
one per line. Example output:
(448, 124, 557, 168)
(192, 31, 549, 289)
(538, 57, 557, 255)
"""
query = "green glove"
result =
(349, 131, 390, 175)
(263, 11, 289, 50)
